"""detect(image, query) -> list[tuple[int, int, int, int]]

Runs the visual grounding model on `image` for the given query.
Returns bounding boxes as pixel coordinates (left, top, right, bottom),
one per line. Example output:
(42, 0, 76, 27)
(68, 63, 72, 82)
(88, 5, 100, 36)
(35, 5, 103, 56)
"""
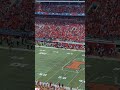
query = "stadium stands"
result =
(86, 41, 117, 57)
(0, 0, 34, 49)
(35, 3, 85, 14)
(86, 0, 120, 57)
(35, 17, 85, 43)
(86, 0, 120, 40)
(0, 0, 34, 30)
(0, 35, 34, 49)
(35, 2, 85, 51)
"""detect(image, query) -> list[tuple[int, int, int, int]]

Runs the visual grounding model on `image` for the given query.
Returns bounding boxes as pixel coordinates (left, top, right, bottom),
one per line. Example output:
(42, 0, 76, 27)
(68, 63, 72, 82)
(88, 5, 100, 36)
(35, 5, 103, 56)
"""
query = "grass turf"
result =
(86, 57, 120, 86)
(0, 47, 34, 90)
(35, 46, 85, 89)
(1, 45, 119, 90)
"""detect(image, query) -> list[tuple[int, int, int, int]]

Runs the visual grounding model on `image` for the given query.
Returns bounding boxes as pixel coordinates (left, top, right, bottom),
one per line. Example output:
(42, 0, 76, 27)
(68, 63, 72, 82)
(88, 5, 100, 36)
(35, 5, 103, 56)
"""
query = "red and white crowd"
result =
(85, 0, 120, 57)
(35, 17, 85, 43)
(35, 2, 85, 51)
(86, 0, 120, 40)
(0, 0, 34, 30)
(35, 81, 66, 90)
(86, 41, 117, 57)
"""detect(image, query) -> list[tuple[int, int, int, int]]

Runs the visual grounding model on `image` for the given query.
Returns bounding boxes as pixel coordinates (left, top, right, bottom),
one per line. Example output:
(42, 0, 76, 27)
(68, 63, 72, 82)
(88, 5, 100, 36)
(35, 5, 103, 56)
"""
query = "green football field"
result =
(86, 57, 120, 85)
(0, 47, 34, 90)
(35, 46, 85, 90)
(1, 45, 120, 90)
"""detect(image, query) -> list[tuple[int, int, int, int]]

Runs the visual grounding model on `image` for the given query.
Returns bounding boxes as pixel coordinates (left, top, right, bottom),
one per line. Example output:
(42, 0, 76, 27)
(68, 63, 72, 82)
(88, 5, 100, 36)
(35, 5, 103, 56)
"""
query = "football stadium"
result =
(35, 0, 120, 90)
(35, 1, 85, 90)
(0, 0, 120, 90)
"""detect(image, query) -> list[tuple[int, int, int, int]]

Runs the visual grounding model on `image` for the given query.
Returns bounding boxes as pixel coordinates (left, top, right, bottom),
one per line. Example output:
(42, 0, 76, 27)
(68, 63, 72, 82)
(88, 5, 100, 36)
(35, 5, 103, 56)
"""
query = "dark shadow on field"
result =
(85, 57, 120, 90)
(0, 48, 35, 90)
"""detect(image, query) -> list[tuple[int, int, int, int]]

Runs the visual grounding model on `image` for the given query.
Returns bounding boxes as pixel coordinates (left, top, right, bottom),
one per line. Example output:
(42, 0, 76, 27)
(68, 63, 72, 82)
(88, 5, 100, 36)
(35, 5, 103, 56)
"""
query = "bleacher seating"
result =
(86, 41, 117, 57)
(35, 17, 85, 43)
(86, 0, 120, 40)
(35, 3, 85, 14)
(0, 0, 34, 30)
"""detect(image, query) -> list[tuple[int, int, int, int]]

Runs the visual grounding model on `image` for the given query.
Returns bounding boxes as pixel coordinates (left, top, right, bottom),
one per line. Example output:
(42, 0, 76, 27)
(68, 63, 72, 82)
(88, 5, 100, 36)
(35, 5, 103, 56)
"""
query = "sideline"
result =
(0, 46, 34, 52)
(35, 45, 85, 52)
(86, 55, 120, 61)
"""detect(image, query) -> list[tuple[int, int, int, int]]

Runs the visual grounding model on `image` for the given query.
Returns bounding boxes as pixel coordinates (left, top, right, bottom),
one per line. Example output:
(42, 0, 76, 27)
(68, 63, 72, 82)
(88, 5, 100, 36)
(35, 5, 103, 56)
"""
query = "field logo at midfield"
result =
(65, 61, 85, 70)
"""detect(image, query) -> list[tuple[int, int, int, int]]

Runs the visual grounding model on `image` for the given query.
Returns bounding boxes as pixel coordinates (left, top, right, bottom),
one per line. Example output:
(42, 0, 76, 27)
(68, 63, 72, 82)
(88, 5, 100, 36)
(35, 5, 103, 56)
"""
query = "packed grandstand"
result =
(35, 0, 120, 90)
(0, 0, 120, 90)
(35, 2, 85, 90)
(0, 0, 34, 49)
(86, 0, 120, 57)
(35, 2, 85, 50)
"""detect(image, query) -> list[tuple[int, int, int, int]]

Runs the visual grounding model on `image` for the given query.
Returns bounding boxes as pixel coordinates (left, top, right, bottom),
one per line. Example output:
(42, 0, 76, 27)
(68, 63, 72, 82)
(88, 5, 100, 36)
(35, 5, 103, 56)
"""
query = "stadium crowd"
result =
(85, 0, 119, 57)
(35, 81, 65, 90)
(0, 0, 34, 50)
(35, 17, 85, 43)
(86, 42, 117, 57)
(0, 35, 34, 50)
(35, 3, 85, 14)
(37, 41, 84, 50)
(0, 0, 34, 31)
(35, 81, 79, 90)
(86, 0, 120, 40)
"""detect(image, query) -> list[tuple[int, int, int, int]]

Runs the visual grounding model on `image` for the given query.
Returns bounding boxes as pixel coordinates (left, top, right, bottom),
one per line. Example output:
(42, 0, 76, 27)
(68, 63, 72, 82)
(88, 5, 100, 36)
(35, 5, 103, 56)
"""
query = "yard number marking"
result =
(79, 80, 85, 83)
(58, 76, 67, 80)
(10, 63, 28, 67)
(39, 52, 47, 55)
(39, 73, 47, 77)
(67, 53, 73, 55)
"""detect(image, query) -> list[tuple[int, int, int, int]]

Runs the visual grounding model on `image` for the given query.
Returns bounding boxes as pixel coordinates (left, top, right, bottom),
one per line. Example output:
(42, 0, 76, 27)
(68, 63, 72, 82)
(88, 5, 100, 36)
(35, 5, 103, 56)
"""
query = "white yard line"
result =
(62, 53, 80, 70)
(62, 60, 71, 70)
(36, 46, 84, 88)
(62, 69, 79, 73)
(36, 62, 61, 80)
(86, 72, 98, 82)
(36, 50, 71, 81)
(56, 72, 69, 84)
(78, 82, 84, 89)
(67, 74, 78, 85)
(81, 68, 85, 71)
(91, 76, 113, 82)
(44, 55, 70, 81)
(46, 70, 60, 82)
(90, 77, 100, 82)
(36, 75, 43, 80)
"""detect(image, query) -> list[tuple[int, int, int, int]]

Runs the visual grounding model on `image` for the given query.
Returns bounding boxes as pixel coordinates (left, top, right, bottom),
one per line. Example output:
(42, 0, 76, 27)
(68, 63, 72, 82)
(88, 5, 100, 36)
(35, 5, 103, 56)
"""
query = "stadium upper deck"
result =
(35, 2, 85, 44)
(35, 2, 85, 16)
